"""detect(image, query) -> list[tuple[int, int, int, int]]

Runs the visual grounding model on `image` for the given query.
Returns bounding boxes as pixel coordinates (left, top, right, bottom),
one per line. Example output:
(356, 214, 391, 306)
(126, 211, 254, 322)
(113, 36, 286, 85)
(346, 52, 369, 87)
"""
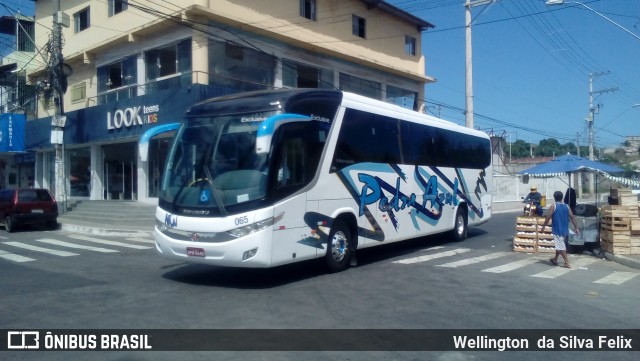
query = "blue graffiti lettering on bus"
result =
(164, 213, 178, 228)
(357, 171, 458, 222)
(474, 169, 487, 201)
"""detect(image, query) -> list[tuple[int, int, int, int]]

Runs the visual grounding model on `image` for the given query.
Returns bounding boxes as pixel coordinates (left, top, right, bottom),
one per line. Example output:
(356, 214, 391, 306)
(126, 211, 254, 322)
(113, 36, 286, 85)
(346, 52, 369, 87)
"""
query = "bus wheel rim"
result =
(331, 231, 347, 262)
(456, 215, 464, 234)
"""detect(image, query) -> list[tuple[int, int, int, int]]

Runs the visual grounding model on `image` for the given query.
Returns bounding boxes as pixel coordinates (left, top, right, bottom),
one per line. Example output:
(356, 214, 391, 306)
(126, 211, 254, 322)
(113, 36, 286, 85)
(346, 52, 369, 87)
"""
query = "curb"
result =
(60, 223, 154, 239)
(604, 252, 640, 270)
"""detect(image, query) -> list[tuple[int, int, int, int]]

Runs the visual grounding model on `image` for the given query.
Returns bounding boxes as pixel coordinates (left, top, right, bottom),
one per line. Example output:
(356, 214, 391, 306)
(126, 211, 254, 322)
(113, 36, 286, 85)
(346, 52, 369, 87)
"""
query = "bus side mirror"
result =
(255, 114, 311, 154)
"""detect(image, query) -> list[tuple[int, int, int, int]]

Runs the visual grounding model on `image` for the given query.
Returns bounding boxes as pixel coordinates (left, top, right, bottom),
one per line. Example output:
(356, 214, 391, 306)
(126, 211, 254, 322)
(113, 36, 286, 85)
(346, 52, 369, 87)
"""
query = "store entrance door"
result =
(103, 142, 137, 200)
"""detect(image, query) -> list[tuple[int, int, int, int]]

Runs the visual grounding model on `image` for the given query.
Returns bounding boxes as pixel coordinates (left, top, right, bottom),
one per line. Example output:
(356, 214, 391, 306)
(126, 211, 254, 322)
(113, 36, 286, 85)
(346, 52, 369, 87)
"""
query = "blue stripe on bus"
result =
(257, 113, 312, 137)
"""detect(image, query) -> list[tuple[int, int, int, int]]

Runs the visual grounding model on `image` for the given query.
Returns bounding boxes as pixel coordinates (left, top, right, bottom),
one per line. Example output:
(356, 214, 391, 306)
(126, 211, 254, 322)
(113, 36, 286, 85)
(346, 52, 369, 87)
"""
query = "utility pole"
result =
(575, 132, 582, 198)
(50, 0, 70, 211)
(464, 0, 497, 129)
(586, 72, 618, 195)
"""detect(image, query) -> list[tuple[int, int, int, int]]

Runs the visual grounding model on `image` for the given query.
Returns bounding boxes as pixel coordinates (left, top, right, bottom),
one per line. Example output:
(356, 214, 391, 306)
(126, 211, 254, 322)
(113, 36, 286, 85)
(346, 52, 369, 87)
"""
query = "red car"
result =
(0, 188, 59, 232)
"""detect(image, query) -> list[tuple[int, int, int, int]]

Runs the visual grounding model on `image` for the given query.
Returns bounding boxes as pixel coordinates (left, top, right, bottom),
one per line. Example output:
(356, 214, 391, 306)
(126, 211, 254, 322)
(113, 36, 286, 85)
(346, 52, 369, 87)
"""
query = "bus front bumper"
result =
(154, 226, 273, 268)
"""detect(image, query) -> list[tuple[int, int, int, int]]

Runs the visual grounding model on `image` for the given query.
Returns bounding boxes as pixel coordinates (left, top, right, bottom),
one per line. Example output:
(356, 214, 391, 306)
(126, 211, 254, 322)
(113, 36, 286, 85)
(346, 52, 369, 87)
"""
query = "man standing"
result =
(541, 191, 580, 268)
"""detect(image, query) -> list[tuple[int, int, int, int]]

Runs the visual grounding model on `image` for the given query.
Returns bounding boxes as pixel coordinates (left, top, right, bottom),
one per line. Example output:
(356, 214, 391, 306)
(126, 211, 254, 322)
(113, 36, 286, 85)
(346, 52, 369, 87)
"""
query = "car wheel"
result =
(325, 220, 352, 273)
(5, 216, 14, 233)
(451, 207, 468, 242)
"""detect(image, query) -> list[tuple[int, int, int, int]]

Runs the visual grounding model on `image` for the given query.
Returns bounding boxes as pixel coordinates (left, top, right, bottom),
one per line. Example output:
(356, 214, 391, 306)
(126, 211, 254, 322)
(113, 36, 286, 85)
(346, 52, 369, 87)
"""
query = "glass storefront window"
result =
(69, 148, 91, 197)
(148, 136, 173, 198)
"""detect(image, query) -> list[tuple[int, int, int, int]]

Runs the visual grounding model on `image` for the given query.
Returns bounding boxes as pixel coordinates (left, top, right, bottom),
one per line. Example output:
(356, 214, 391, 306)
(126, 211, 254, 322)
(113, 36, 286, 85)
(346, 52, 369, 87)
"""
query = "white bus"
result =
(154, 89, 492, 272)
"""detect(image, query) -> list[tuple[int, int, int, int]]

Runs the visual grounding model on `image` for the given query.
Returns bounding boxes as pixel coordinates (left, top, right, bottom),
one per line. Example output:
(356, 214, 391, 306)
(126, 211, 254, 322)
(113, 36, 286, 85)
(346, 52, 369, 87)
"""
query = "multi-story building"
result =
(24, 0, 434, 203)
(0, 12, 37, 189)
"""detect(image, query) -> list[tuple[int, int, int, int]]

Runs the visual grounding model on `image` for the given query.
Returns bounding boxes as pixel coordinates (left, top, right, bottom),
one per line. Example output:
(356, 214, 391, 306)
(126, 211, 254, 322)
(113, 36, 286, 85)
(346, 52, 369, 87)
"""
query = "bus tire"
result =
(451, 207, 467, 242)
(325, 219, 352, 273)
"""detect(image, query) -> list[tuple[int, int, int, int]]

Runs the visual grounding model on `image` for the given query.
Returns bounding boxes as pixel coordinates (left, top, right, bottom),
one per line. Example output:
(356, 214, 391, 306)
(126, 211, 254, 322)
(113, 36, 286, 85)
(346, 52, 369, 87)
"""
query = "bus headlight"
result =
(227, 217, 274, 238)
(156, 219, 168, 232)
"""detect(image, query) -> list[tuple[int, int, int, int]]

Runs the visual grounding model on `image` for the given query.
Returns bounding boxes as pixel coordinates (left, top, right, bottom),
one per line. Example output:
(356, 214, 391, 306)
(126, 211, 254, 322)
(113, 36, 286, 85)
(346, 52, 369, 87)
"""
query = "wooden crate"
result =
(619, 196, 639, 206)
(600, 217, 630, 231)
(516, 216, 547, 225)
(513, 241, 535, 253)
(631, 219, 640, 234)
(536, 245, 556, 253)
(537, 239, 555, 248)
(601, 239, 631, 255)
(610, 188, 633, 198)
(600, 229, 631, 244)
(602, 205, 637, 218)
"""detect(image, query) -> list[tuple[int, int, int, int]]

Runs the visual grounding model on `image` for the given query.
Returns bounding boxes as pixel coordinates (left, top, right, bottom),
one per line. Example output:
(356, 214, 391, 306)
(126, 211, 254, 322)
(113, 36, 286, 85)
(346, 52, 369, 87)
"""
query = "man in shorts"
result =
(541, 191, 580, 268)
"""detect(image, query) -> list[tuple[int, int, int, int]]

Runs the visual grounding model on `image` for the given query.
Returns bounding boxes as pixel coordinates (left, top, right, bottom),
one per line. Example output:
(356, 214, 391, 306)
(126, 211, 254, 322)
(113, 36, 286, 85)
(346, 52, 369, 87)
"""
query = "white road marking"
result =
(67, 234, 152, 249)
(0, 249, 35, 262)
(436, 252, 511, 268)
(36, 239, 118, 253)
(531, 257, 599, 278)
(124, 237, 155, 244)
(482, 258, 540, 273)
(393, 248, 471, 264)
(593, 272, 639, 285)
(4, 242, 79, 257)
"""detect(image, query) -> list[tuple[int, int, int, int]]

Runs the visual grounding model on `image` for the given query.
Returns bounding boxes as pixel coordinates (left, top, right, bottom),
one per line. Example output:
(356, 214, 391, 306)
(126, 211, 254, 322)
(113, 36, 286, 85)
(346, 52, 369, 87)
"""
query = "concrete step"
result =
(57, 200, 157, 234)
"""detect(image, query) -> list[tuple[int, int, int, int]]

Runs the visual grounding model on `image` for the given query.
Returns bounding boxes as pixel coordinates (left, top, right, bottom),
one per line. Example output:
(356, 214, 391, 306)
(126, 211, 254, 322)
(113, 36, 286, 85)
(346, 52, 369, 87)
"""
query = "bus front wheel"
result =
(451, 208, 468, 242)
(325, 220, 352, 273)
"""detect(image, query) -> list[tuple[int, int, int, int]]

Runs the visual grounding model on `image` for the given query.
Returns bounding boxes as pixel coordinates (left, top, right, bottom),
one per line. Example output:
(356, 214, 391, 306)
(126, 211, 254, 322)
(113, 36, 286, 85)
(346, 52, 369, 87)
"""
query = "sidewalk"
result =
(494, 199, 640, 270)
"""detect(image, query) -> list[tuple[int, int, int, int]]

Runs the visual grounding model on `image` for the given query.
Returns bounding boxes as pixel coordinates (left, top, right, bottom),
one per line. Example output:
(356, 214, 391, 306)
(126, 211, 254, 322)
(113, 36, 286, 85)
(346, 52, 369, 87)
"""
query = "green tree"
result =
(510, 139, 530, 158)
(536, 138, 562, 157)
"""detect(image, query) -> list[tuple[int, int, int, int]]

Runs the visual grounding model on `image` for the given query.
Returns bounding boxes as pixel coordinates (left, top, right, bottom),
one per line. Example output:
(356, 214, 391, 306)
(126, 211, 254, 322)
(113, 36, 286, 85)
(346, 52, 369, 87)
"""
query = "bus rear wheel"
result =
(325, 220, 352, 273)
(451, 207, 468, 242)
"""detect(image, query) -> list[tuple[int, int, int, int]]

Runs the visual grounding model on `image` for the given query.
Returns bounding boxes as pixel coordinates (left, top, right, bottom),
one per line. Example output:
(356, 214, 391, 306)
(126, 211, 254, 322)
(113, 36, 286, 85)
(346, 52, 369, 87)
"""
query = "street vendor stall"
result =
(515, 153, 640, 254)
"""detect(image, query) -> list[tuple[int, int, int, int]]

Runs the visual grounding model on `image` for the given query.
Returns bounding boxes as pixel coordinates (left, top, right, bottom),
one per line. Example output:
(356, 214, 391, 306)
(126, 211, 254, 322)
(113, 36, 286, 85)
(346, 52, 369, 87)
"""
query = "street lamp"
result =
(545, 0, 640, 42)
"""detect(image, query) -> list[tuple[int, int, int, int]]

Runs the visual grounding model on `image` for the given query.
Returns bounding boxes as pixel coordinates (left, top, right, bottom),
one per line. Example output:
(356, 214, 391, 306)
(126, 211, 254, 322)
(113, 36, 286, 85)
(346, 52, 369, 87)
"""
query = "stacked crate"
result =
(514, 216, 554, 253)
(600, 188, 640, 255)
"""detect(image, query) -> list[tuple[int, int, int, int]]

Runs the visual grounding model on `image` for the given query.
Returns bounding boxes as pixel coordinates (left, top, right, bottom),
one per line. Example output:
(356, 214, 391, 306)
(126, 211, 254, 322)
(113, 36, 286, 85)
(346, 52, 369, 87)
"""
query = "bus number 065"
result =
(235, 216, 249, 225)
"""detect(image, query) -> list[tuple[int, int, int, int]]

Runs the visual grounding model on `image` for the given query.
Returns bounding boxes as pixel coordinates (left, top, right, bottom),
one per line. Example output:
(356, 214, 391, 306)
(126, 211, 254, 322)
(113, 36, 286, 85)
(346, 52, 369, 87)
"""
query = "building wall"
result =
(32, 0, 430, 115)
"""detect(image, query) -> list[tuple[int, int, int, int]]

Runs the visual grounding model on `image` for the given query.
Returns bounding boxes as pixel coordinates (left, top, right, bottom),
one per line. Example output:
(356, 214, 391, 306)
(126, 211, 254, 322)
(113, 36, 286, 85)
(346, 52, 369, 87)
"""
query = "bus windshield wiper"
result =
(202, 164, 227, 215)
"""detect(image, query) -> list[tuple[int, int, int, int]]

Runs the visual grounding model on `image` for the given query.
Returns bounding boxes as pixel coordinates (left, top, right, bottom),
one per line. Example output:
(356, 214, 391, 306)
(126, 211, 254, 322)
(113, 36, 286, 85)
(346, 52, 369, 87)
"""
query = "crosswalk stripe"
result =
(436, 252, 511, 268)
(36, 239, 118, 253)
(593, 272, 639, 285)
(421, 246, 445, 252)
(0, 235, 8, 240)
(531, 258, 599, 279)
(4, 242, 79, 257)
(0, 249, 35, 262)
(67, 234, 152, 249)
(482, 258, 540, 273)
(124, 237, 155, 244)
(393, 248, 471, 264)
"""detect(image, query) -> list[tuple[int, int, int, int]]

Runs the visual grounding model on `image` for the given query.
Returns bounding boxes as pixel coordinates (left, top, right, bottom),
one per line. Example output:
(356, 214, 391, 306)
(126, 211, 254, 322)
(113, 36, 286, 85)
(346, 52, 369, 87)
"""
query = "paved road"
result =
(1, 213, 638, 361)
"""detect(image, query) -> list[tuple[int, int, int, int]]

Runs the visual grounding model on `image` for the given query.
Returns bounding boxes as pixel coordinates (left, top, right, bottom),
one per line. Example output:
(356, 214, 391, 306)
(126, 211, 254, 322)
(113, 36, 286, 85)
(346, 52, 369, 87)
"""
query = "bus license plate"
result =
(186, 247, 205, 257)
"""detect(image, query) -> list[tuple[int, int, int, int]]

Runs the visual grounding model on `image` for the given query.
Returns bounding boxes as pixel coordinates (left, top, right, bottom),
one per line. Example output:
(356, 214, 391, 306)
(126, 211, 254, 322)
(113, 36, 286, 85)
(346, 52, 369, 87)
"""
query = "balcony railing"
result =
(88, 71, 273, 106)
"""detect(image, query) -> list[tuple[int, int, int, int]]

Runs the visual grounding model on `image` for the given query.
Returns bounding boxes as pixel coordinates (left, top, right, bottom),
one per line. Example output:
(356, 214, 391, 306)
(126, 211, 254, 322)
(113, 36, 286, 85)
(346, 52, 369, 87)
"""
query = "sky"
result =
(387, 0, 640, 150)
(1, 0, 639, 150)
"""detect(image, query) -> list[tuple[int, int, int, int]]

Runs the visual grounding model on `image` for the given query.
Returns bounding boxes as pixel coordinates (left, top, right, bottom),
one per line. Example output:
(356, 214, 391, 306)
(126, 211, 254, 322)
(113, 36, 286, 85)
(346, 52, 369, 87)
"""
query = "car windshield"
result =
(18, 189, 52, 202)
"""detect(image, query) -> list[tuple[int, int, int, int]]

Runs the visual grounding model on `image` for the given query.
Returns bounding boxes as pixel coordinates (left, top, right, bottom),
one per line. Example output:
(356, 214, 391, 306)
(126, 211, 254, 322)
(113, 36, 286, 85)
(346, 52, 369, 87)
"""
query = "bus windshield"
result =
(160, 112, 277, 215)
